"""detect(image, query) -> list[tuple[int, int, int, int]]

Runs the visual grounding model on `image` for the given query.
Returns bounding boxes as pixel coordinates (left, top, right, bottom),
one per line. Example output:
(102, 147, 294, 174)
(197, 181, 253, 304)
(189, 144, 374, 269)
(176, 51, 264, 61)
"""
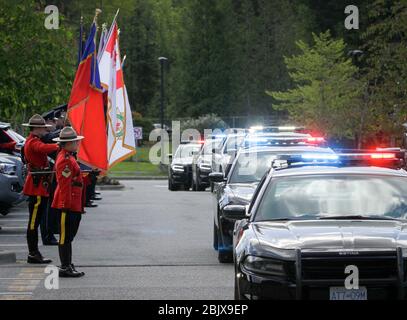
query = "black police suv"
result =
(191, 138, 223, 191)
(168, 142, 202, 191)
(231, 151, 407, 300)
(210, 145, 335, 263)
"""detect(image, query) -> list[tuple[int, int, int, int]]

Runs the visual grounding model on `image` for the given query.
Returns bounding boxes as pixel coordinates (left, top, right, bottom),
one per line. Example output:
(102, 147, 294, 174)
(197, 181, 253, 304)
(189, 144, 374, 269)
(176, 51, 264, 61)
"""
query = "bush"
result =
(180, 114, 229, 135)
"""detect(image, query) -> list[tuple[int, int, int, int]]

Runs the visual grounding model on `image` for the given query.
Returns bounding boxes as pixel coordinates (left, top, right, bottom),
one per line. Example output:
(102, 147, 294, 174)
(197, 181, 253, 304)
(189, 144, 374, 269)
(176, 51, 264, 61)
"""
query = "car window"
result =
(202, 139, 222, 155)
(174, 145, 201, 159)
(6, 129, 25, 142)
(223, 136, 245, 154)
(255, 175, 407, 221)
(229, 152, 278, 184)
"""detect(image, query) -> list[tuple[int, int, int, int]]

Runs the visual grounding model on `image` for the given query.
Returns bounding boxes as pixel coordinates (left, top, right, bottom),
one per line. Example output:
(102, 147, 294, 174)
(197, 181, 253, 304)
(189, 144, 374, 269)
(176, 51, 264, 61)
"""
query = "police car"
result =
(210, 134, 334, 263)
(168, 142, 203, 191)
(230, 150, 407, 300)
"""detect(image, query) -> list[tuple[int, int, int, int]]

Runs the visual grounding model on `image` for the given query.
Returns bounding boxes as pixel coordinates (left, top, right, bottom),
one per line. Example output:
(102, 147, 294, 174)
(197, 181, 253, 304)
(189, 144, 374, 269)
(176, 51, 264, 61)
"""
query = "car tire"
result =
(168, 178, 178, 191)
(192, 174, 197, 191)
(213, 222, 219, 251)
(217, 225, 233, 263)
(234, 275, 246, 300)
(0, 205, 10, 216)
(218, 249, 233, 263)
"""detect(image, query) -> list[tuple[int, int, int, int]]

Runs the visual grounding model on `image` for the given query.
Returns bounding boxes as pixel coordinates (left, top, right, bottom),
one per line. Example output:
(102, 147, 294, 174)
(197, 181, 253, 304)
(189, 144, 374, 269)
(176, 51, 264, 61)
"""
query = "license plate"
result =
(329, 287, 367, 300)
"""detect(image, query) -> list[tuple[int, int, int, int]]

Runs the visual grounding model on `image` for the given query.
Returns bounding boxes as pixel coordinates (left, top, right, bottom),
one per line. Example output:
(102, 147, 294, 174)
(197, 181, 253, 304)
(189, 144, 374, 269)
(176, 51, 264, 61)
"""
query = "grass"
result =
(108, 146, 167, 177)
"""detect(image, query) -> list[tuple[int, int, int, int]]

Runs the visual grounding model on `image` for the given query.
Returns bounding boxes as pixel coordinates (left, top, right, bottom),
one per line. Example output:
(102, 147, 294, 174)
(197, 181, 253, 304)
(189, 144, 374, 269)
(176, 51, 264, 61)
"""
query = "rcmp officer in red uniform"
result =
(22, 114, 59, 264)
(52, 127, 85, 277)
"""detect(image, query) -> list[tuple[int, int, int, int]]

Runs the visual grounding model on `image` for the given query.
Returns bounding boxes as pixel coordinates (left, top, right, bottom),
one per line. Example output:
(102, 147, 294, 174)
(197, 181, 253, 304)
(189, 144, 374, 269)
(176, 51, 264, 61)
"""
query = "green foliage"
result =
(361, 0, 407, 138)
(0, 0, 75, 128)
(267, 31, 362, 139)
(180, 113, 228, 134)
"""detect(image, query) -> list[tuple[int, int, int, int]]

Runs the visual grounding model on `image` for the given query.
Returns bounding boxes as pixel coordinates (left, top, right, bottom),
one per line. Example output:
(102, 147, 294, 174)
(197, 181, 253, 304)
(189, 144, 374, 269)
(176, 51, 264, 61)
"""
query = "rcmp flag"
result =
(67, 21, 108, 171)
(99, 22, 136, 167)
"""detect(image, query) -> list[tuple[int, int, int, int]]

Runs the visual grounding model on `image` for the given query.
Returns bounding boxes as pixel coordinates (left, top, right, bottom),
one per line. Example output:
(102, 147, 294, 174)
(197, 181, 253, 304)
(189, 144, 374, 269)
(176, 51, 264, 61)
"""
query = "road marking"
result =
(0, 244, 28, 247)
(0, 219, 27, 222)
(0, 267, 45, 300)
(1, 226, 27, 230)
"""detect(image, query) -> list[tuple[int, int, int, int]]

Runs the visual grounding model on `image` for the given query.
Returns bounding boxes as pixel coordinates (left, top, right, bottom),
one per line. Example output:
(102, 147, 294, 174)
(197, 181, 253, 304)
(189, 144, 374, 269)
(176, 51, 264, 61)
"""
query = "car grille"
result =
(286, 251, 402, 284)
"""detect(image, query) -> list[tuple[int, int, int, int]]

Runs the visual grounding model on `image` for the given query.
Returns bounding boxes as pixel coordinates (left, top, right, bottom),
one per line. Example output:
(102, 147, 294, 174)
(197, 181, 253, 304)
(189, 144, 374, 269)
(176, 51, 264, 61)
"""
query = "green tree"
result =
(0, 0, 75, 129)
(124, 0, 159, 116)
(267, 31, 362, 139)
(360, 0, 407, 143)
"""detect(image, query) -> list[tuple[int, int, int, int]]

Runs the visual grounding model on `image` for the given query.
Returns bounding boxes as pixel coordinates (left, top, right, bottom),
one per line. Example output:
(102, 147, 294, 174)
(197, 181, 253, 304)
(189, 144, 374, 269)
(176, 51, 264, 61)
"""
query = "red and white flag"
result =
(99, 23, 136, 168)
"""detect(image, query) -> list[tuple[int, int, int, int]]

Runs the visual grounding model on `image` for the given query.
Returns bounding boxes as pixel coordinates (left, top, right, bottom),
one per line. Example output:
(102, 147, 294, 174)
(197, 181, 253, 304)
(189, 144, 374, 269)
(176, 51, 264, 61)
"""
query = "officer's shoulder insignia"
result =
(62, 165, 71, 178)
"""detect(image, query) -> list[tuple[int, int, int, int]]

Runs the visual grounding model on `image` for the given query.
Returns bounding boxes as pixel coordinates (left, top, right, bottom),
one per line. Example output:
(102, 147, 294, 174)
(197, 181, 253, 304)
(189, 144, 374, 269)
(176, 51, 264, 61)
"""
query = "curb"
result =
(0, 251, 16, 265)
(108, 176, 167, 181)
(96, 184, 125, 191)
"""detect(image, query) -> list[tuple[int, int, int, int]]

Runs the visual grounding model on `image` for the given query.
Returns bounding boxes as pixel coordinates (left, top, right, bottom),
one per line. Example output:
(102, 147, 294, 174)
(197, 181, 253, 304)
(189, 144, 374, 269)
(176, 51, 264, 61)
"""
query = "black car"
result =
(231, 151, 407, 300)
(191, 138, 223, 191)
(210, 145, 335, 263)
(168, 142, 203, 191)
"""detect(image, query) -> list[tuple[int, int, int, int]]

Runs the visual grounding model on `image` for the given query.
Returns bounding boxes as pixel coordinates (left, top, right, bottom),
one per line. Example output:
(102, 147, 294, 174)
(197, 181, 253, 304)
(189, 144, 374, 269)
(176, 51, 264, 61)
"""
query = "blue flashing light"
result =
(301, 153, 339, 161)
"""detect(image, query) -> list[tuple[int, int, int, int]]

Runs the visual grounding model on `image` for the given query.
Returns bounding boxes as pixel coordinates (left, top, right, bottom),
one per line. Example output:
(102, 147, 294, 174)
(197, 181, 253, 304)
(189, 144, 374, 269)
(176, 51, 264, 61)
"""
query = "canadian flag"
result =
(99, 23, 136, 168)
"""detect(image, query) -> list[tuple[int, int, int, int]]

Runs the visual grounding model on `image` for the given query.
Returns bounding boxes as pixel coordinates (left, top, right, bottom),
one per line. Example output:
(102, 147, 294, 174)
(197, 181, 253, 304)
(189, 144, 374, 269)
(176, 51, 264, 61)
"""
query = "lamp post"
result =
(159, 57, 168, 130)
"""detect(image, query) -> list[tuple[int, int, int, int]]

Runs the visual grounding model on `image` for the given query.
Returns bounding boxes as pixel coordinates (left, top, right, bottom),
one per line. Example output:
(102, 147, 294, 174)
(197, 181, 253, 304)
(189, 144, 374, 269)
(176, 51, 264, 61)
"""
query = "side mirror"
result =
(209, 172, 225, 183)
(168, 154, 173, 162)
(223, 205, 247, 220)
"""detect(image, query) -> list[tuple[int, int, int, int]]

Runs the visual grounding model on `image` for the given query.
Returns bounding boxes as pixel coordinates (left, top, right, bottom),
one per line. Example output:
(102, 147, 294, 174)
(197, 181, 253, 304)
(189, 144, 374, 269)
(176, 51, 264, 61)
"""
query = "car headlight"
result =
(171, 164, 184, 172)
(402, 247, 407, 258)
(242, 255, 286, 276)
(198, 162, 212, 171)
(0, 163, 16, 175)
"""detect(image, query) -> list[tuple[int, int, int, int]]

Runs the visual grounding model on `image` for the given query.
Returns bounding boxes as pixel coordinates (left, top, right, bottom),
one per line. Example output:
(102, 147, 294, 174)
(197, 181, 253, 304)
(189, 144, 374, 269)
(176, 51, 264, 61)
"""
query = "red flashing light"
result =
(307, 137, 325, 143)
(370, 153, 395, 159)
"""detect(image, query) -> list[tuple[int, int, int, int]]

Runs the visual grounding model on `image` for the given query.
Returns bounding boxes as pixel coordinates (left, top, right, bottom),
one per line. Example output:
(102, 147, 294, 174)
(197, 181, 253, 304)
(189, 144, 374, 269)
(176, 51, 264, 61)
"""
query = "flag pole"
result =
(101, 8, 120, 53)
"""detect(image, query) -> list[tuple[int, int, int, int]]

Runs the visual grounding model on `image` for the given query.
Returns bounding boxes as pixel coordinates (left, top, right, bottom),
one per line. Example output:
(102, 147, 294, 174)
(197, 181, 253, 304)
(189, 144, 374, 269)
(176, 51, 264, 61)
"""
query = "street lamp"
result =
(159, 57, 168, 130)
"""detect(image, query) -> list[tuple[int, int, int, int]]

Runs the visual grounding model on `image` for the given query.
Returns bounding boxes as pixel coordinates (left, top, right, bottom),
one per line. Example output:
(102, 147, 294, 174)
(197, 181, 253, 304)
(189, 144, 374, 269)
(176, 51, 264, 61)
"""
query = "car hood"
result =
(172, 157, 194, 166)
(227, 183, 258, 203)
(253, 220, 407, 250)
(0, 153, 17, 165)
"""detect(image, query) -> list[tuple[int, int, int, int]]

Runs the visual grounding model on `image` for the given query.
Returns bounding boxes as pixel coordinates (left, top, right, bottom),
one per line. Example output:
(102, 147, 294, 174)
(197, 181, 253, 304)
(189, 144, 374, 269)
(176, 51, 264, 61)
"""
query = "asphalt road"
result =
(0, 180, 234, 300)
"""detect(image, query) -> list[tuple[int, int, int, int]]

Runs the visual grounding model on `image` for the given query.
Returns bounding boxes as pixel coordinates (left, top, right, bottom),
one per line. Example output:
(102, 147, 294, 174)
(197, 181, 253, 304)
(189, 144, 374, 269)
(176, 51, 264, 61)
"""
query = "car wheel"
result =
(168, 178, 178, 191)
(0, 208, 10, 216)
(217, 226, 233, 263)
(234, 274, 247, 300)
(213, 222, 219, 251)
(192, 175, 197, 191)
(218, 249, 233, 263)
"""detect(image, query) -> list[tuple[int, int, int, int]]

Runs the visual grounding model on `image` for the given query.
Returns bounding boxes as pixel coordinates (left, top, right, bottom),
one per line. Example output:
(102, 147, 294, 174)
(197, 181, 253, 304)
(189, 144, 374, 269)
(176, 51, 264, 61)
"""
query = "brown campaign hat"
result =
(52, 126, 84, 142)
(22, 114, 53, 128)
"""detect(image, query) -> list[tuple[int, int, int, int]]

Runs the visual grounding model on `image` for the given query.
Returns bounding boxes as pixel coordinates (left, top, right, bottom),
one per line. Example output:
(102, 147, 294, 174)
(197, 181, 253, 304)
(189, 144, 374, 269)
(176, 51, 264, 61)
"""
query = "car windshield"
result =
(6, 129, 25, 142)
(229, 152, 278, 184)
(174, 145, 201, 159)
(202, 139, 222, 155)
(224, 136, 245, 153)
(255, 175, 407, 221)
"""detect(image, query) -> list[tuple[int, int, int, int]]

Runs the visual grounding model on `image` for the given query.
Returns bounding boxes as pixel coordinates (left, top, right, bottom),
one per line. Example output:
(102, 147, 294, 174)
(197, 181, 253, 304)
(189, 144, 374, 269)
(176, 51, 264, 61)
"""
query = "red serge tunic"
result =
(51, 149, 84, 213)
(22, 133, 59, 197)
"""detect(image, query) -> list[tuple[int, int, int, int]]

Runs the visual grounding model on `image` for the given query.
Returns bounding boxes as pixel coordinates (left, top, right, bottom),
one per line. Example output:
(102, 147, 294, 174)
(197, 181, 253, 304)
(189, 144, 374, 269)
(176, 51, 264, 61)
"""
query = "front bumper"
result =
(0, 173, 24, 205)
(170, 165, 192, 185)
(238, 249, 407, 300)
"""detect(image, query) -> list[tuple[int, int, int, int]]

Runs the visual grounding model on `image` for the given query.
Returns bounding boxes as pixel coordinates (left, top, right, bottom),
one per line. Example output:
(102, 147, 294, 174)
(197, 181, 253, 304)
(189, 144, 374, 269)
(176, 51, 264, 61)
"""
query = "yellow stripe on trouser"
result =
(60, 212, 66, 245)
(30, 196, 41, 231)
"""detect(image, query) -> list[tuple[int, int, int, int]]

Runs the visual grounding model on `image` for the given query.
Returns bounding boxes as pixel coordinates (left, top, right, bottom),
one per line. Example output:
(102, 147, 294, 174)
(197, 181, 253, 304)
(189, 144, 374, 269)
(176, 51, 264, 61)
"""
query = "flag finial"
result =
(94, 8, 102, 24)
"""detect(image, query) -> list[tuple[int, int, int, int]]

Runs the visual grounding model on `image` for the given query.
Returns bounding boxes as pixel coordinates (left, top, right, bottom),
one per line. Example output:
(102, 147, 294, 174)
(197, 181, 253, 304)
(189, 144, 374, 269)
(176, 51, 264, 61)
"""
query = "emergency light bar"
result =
(248, 126, 307, 134)
(243, 136, 326, 148)
(271, 148, 406, 170)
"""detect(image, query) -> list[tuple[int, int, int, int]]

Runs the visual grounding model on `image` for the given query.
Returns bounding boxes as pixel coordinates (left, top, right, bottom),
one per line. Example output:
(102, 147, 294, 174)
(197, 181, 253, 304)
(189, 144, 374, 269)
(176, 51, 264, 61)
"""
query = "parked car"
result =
(0, 153, 25, 215)
(210, 145, 335, 263)
(231, 151, 407, 300)
(168, 142, 203, 191)
(191, 137, 223, 191)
